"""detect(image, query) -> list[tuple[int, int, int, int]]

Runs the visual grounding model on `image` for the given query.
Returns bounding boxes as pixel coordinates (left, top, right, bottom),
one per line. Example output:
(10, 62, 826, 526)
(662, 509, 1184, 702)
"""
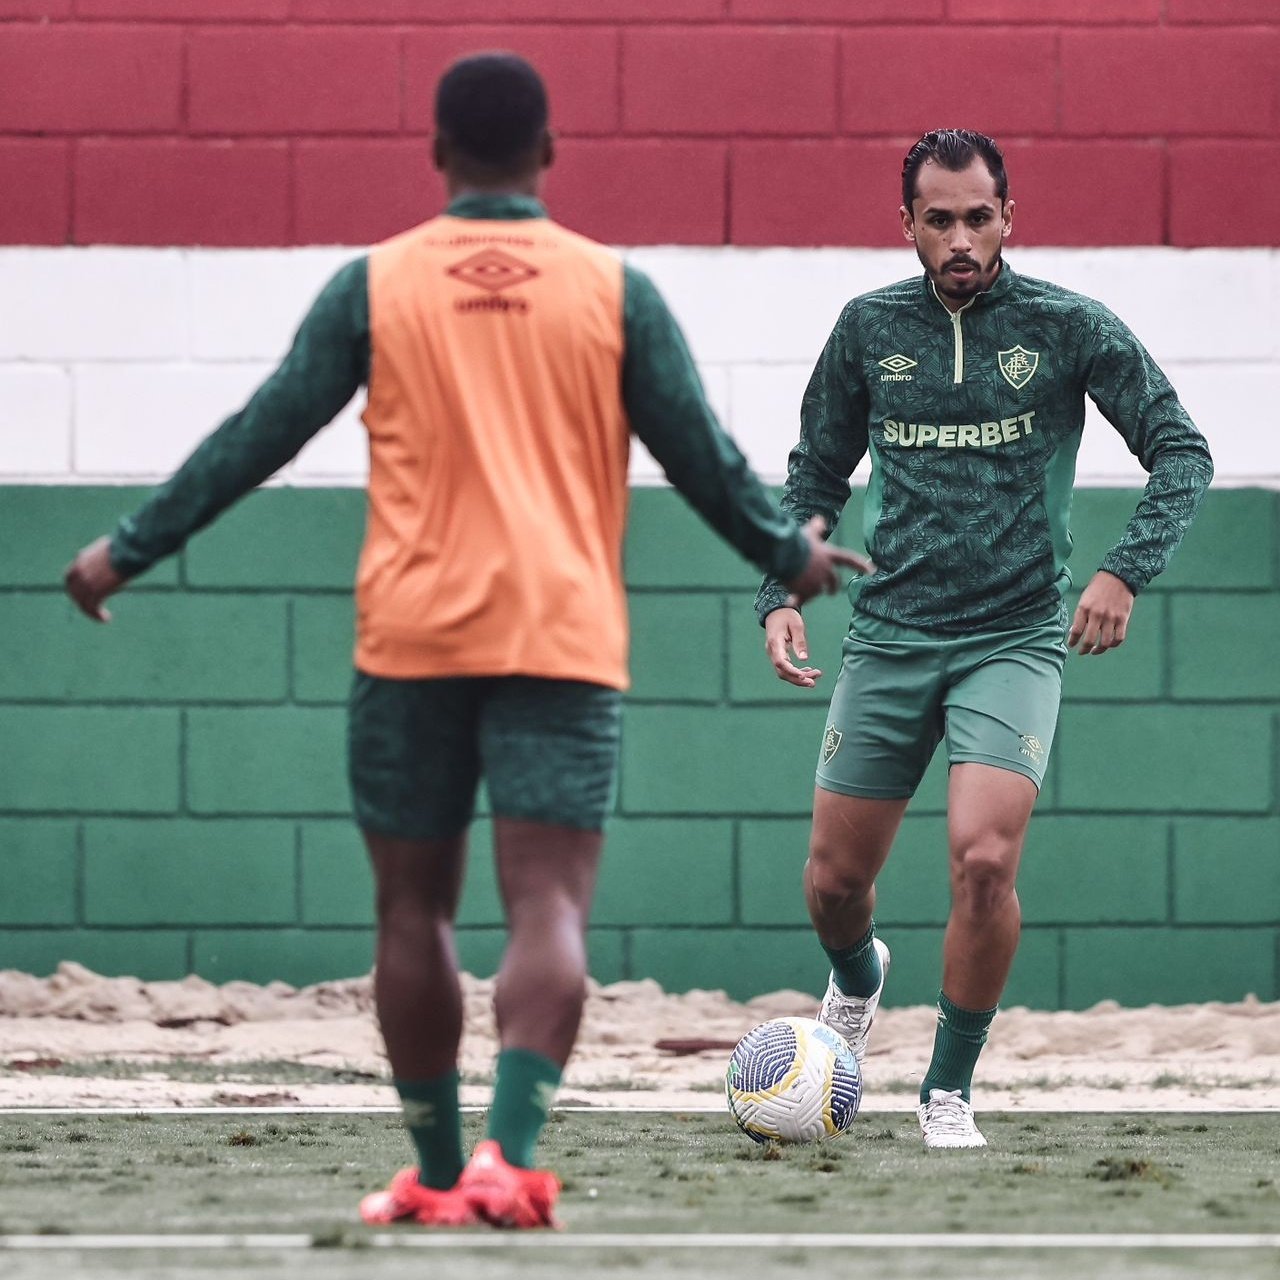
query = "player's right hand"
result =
(64, 535, 125, 623)
(765, 607, 823, 688)
(783, 515, 875, 607)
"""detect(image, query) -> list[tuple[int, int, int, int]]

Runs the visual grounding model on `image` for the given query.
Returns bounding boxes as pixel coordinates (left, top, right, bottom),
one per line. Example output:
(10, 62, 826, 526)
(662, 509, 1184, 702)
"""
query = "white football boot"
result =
(817, 937, 890, 1067)
(917, 1088, 987, 1149)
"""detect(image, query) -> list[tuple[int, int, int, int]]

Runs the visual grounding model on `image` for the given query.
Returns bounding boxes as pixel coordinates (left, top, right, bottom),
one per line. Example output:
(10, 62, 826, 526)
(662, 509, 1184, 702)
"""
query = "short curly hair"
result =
(435, 52, 548, 168)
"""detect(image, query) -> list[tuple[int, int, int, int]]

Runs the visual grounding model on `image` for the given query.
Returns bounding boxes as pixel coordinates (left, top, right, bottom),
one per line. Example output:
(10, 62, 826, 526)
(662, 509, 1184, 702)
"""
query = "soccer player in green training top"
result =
(756, 129, 1213, 1149)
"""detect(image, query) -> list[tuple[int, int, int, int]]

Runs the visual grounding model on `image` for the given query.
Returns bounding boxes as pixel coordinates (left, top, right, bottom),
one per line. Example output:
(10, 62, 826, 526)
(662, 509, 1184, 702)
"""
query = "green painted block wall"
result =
(2, 486, 1277, 1008)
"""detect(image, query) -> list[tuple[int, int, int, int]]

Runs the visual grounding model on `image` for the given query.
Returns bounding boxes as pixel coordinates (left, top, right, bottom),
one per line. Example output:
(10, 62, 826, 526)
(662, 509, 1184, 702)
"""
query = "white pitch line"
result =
(0, 1105, 725, 1117)
(10, 1105, 1277, 1118)
(367, 1233, 1280, 1251)
(0, 1107, 402, 1117)
(0, 1233, 1278, 1251)
(0, 1235, 312, 1250)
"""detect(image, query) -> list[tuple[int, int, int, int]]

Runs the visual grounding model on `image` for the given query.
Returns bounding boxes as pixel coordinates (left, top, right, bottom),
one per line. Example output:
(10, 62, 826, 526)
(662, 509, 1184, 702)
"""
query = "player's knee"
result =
(950, 840, 1017, 915)
(805, 849, 876, 909)
(373, 876, 455, 929)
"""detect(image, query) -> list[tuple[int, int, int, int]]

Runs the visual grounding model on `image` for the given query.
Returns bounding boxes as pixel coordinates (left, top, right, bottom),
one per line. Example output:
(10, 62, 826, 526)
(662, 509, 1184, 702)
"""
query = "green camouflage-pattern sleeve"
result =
(754, 302, 870, 623)
(622, 263, 809, 586)
(109, 257, 370, 578)
(1082, 307, 1214, 593)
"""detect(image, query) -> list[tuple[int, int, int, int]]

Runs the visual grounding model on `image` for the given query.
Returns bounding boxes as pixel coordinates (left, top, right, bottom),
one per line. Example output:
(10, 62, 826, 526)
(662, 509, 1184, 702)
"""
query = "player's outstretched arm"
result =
(1084, 308, 1213, 596)
(783, 515, 875, 607)
(754, 303, 871, 627)
(621, 265, 817, 586)
(63, 258, 370, 616)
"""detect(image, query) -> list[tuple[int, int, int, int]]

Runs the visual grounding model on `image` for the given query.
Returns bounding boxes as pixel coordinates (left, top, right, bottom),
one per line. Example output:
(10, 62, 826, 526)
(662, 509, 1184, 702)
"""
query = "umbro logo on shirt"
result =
(878, 353, 917, 382)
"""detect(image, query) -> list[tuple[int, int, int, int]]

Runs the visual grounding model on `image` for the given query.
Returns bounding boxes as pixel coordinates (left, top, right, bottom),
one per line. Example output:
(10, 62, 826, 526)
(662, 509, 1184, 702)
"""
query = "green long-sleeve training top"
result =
(110, 194, 809, 589)
(756, 262, 1214, 631)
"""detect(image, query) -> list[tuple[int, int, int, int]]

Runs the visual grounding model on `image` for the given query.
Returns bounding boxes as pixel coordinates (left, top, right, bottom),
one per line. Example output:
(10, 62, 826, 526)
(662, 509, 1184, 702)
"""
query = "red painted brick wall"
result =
(2, 2, 1277, 246)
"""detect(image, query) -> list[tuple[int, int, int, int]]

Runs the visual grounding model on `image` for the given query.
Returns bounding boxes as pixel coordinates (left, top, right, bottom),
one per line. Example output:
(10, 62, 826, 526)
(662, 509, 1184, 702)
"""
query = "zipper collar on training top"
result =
(925, 263, 1017, 384)
(923, 260, 1016, 316)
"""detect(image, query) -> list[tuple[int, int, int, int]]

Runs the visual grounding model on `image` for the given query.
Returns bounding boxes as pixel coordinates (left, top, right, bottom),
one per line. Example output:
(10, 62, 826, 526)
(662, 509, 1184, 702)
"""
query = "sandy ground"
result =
(1, 964, 1277, 1112)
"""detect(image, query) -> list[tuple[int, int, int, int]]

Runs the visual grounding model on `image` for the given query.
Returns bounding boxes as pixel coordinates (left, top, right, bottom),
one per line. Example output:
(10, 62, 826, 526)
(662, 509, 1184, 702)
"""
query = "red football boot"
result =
(358, 1167, 477, 1227)
(457, 1140, 561, 1229)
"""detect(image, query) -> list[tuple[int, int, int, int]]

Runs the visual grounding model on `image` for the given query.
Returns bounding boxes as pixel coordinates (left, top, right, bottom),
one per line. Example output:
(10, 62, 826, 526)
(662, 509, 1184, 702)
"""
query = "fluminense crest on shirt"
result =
(998, 345, 1039, 390)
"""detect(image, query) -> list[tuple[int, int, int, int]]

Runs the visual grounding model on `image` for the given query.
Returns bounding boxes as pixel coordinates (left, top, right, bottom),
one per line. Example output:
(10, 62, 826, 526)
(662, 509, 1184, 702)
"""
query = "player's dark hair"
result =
(901, 129, 1008, 208)
(434, 52, 548, 169)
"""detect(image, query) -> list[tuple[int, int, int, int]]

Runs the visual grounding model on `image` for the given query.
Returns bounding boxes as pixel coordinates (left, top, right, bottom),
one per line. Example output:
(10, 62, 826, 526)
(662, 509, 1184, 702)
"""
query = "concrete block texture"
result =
(83, 819, 297, 925)
(0, 366, 71, 474)
(0, 10, 1276, 250)
(0, 483, 1275, 1004)
(0, 249, 186, 361)
(1, 2, 1276, 1002)
(622, 27, 839, 136)
(0, 24, 182, 133)
(0, 246, 1277, 487)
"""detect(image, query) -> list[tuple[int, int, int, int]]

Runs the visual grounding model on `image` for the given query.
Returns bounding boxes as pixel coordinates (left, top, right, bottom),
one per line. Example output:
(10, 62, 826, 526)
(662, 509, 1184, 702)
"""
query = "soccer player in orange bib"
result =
(65, 53, 868, 1227)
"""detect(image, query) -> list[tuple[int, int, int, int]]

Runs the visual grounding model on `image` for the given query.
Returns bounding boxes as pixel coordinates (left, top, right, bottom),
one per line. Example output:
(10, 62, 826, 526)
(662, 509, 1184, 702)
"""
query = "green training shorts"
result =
(816, 609, 1068, 798)
(348, 672, 623, 839)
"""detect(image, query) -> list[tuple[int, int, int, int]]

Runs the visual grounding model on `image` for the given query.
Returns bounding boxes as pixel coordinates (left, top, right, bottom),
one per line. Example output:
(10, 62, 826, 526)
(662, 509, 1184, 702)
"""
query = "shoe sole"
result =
(462, 1180, 558, 1229)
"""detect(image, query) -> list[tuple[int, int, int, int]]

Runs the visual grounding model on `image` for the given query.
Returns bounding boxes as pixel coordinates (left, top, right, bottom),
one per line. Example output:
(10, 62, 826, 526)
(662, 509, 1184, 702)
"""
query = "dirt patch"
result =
(1, 963, 1277, 1112)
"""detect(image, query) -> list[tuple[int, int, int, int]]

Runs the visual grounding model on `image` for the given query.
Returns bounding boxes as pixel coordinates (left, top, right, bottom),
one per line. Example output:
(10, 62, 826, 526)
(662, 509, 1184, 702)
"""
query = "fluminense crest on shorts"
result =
(998, 345, 1039, 390)
(821, 725, 842, 765)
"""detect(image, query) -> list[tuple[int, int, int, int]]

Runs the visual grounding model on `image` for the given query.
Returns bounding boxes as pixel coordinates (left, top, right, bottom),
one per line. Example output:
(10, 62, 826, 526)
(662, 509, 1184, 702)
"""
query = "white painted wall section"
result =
(1, 246, 1276, 488)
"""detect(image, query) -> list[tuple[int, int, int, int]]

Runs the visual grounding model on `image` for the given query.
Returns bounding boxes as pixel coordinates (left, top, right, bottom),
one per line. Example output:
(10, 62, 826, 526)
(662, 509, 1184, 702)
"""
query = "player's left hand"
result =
(64, 536, 126, 623)
(1068, 570, 1134, 656)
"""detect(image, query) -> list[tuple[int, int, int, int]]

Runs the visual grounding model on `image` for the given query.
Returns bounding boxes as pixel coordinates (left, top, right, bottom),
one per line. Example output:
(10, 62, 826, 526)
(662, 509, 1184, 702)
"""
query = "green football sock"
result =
(486, 1048, 562, 1170)
(394, 1072, 464, 1190)
(919, 992, 998, 1104)
(821, 920, 882, 998)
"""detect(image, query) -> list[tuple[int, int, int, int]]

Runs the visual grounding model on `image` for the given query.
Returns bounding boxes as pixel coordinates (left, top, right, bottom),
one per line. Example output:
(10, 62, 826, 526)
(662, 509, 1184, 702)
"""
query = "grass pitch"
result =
(0, 1110, 1277, 1278)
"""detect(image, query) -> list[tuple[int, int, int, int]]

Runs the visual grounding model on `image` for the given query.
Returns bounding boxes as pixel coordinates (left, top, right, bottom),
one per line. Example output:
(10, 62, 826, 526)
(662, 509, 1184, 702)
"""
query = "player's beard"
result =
(925, 248, 1003, 305)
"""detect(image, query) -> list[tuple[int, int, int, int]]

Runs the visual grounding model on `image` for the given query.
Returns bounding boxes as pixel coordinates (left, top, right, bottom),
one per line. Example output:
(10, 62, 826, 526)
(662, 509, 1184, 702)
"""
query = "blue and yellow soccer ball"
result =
(725, 1016, 862, 1144)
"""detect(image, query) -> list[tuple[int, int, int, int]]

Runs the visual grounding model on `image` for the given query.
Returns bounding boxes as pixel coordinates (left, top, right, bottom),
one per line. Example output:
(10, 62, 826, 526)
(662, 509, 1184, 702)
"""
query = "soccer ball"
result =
(725, 1016, 862, 1144)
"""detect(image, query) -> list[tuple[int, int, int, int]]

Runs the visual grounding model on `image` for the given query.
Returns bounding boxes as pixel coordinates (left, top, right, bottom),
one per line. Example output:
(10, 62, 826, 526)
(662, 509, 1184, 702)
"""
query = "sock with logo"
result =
(486, 1047, 562, 1169)
(919, 992, 998, 1104)
(394, 1072, 464, 1190)
(821, 920, 882, 998)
